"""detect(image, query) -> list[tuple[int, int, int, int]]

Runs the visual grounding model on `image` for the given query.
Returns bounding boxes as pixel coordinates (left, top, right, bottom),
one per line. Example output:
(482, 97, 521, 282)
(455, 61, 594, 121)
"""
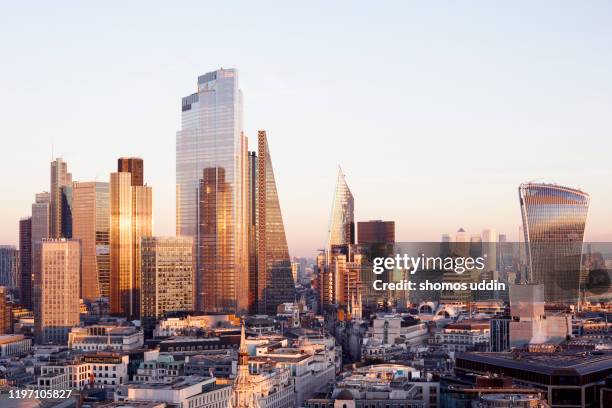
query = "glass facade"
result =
(110, 168, 152, 318)
(50, 158, 72, 239)
(19, 217, 32, 308)
(176, 68, 248, 313)
(519, 183, 590, 303)
(72, 181, 110, 300)
(255, 131, 295, 314)
(327, 167, 355, 250)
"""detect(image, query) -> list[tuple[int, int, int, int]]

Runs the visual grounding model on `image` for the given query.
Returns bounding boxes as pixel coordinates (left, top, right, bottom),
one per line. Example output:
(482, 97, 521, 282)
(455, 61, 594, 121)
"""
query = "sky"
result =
(1, 1, 611, 257)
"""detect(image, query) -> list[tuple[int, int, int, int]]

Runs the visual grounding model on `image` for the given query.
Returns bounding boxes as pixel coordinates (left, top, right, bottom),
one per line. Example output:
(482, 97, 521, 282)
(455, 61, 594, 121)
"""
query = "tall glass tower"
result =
(176, 68, 248, 313)
(255, 130, 295, 314)
(327, 167, 355, 250)
(519, 183, 590, 304)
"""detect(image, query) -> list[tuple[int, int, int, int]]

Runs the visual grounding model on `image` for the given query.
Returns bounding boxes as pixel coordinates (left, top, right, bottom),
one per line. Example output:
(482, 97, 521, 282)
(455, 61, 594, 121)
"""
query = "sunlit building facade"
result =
(176, 68, 248, 313)
(31, 192, 50, 248)
(0, 246, 20, 292)
(254, 130, 295, 314)
(141, 236, 194, 335)
(519, 183, 590, 303)
(72, 181, 110, 300)
(327, 167, 354, 250)
(110, 159, 152, 318)
(33, 239, 80, 344)
(50, 158, 72, 239)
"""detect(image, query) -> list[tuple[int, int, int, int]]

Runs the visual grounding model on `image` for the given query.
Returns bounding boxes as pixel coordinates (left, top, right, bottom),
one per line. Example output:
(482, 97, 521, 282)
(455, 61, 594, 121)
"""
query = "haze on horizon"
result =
(1, 1, 611, 258)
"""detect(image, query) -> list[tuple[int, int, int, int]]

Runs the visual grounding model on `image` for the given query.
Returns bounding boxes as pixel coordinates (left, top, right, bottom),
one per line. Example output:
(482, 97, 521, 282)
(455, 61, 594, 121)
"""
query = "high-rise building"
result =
(19, 217, 32, 308)
(33, 239, 80, 344)
(519, 183, 590, 303)
(0, 246, 20, 292)
(140, 236, 193, 335)
(254, 130, 294, 314)
(31, 192, 50, 247)
(481, 229, 498, 273)
(176, 68, 248, 313)
(72, 182, 110, 300)
(110, 159, 152, 318)
(117, 157, 144, 186)
(327, 167, 354, 250)
(0, 286, 12, 334)
(357, 220, 395, 245)
(50, 158, 72, 238)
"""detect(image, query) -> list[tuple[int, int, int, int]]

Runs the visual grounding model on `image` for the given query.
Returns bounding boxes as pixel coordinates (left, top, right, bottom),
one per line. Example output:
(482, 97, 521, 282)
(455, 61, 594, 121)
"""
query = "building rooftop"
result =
(457, 349, 612, 376)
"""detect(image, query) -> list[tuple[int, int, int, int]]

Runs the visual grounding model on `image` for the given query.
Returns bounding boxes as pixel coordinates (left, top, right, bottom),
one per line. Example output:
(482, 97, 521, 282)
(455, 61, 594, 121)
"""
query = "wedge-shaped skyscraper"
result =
(519, 183, 589, 304)
(254, 131, 295, 314)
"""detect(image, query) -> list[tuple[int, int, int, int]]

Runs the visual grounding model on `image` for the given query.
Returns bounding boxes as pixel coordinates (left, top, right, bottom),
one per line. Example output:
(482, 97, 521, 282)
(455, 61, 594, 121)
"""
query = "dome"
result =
(335, 389, 355, 400)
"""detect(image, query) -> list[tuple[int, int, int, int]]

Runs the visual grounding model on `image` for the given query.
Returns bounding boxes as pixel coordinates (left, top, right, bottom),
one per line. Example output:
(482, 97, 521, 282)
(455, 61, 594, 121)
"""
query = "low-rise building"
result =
(68, 324, 144, 351)
(0, 334, 31, 356)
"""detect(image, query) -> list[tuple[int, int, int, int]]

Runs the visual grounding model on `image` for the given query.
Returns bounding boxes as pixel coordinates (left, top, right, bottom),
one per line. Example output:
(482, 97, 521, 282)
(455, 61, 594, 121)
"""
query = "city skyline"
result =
(2, 2, 612, 257)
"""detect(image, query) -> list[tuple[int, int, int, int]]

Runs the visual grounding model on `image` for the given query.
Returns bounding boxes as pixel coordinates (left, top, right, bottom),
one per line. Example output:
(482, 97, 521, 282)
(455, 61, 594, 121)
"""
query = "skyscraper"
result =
(0, 286, 12, 334)
(31, 192, 50, 247)
(110, 159, 152, 318)
(176, 68, 248, 313)
(33, 239, 80, 344)
(140, 236, 193, 335)
(357, 220, 395, 245)
(327, 167, 354, 250)
(0, 246, 20, 292)
(50, 158, 72, 238)
(117, 157, 144, 186)
(254, 130, 294, 314)
(519, 183, 590, 303)
(72, 182, 110, 300)
(19, 217, 32, 308)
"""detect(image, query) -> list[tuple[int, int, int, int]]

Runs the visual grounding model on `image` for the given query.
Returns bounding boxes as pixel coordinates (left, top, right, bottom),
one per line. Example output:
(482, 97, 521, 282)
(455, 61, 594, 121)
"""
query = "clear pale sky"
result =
(1, 1, 611, 257)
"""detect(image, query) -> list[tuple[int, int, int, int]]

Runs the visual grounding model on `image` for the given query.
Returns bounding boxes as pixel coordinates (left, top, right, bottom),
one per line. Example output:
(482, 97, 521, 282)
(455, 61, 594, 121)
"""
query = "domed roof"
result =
(335, 389, 355, 400)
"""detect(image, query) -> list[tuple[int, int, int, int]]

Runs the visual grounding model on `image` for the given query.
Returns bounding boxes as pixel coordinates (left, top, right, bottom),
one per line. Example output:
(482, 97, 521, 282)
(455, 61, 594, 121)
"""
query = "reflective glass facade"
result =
(176, 68, 248, 313)
(327, 168, 355, 249)
(110, 168, 152, 318)
(255, 131, 295, 314)
(72, 182, 110, 300)
(50, 158, 72, 239)
(519, 183, 590, 303)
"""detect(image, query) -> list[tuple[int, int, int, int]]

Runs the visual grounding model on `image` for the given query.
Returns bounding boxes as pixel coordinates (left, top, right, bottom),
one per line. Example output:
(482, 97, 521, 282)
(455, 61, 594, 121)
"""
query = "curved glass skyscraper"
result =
(327, 167, 355, 250)
(519, 183, 590, 304)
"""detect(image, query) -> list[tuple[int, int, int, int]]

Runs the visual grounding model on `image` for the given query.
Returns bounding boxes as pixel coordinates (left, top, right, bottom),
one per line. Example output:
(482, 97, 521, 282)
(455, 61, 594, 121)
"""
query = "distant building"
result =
(327, 167, 355, 249)
(0, 334, 31, 356)
(141, 236, 194, 334)
(50, 158, 72, 239)
(357, 220, 395, 244)
(68, 324, 144, 351)
(0, 286, 12, 334)
(72, 181, 110, 300)
(19, 217, 32, 308)
(115, 376, 232, 407)
(490, 317, 511, 352)
(37, 352, 128, 389)
(110, 158, 152, 318)
(0, 246, 20, 291)
(432, 320, 490, 353)
(519, 183, 589, 303)
(33, 239, 80, 344)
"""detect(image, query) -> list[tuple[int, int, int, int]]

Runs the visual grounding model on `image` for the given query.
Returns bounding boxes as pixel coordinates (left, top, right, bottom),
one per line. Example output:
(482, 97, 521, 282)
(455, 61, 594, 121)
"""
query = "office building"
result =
(0, 246, 20, 291)
(110, 158, 152, 318)
(33, 239, 80, 344)
(50, 158, 72, 238)
(72, 181, 110, 300)
(19, 217, 32, 308)
(519, 183, 589, 303)
(177, 68, 248, 313)
(140, 236, 193, 334)
(31, 192, 50, 247)
(327, 167, 354, 249)
(68, 324, 144, 351)
(0, 286, 12, 334)
(357, 220, 395, 244)
(254, 130, 295, 314)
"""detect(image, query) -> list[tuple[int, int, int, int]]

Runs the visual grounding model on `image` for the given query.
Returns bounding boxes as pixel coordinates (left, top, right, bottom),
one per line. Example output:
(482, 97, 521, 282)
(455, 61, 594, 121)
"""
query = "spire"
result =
(240, 323, 247, 353)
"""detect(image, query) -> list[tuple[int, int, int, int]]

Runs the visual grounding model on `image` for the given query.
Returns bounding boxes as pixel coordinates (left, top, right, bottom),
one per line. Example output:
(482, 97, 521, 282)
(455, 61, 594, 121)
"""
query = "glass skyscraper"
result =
(255, 130, 295, 314)
(176, 68, 248, 313)
(72, 181, 110, 300)
(50, 158, 72, 239)
(519, 183, 590, 303)
(327, 167, 355, 250)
